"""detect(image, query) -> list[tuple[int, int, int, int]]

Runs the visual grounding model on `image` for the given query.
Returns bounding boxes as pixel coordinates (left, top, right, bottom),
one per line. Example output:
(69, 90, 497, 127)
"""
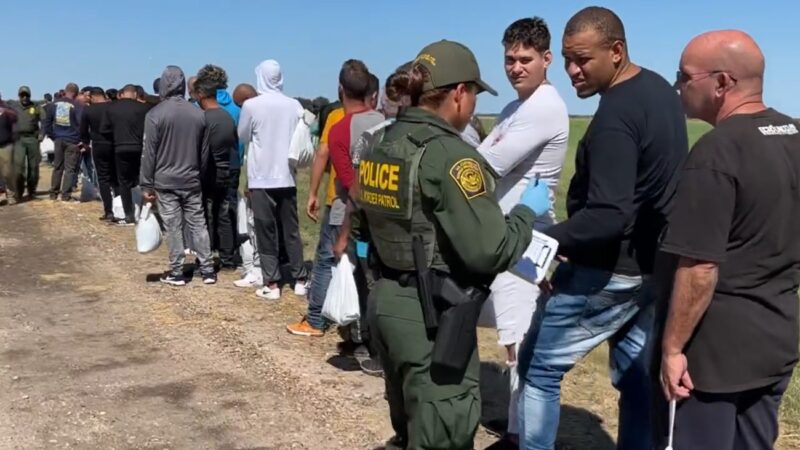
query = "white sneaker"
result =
(293, 280, 309, 297)
(255, 286, 281, 300)
(233, 273, 261, 288)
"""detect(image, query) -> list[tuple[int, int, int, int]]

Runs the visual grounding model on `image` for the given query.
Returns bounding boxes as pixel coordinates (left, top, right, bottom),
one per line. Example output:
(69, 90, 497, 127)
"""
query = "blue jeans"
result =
(306, 206, 339, 329)
(517, 263, 656, 450)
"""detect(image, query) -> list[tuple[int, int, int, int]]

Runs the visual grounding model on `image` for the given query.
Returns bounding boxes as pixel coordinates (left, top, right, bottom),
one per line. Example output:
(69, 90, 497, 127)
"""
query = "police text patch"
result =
(449, 158, 486, 200)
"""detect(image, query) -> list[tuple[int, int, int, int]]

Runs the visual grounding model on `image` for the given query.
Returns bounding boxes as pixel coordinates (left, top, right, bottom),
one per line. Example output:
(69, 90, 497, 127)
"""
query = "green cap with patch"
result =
(18, 86, 31, 96)
(415, 40, 497, 96)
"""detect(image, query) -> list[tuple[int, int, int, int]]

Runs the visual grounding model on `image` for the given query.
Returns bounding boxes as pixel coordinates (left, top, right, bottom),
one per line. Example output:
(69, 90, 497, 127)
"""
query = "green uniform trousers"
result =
(368, 278, 480, 450)
(14, 136, 41, 197)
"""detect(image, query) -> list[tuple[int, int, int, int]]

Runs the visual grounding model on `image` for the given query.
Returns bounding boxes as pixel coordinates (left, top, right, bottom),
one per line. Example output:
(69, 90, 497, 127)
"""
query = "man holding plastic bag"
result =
(140, 66, 216, 286)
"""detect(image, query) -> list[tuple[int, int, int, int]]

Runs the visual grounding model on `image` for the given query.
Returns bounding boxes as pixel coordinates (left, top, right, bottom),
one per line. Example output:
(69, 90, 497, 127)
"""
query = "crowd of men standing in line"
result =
(0, 5, 798, 450)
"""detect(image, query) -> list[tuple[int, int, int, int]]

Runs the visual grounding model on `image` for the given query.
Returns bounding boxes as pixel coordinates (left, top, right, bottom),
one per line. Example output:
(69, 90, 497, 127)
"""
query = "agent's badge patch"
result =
(449, 158, 486, 200)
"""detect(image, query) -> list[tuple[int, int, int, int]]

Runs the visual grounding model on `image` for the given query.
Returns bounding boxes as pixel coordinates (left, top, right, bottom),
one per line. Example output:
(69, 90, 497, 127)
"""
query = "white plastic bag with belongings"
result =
(112, 188, 142, 220)
(40, 137, 55, 158)
(288, 109, 316, 169)
(321, 255, 360, 326)
(136, 202, 162, 254)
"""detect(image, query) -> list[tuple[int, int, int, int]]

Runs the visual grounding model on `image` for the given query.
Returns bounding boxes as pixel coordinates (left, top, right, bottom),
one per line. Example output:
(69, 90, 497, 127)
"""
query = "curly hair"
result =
(196, 64, 228, 90)
(502, 17, 551, 53)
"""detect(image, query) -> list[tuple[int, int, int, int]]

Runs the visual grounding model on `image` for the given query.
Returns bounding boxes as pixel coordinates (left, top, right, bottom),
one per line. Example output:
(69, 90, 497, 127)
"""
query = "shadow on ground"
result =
(480, 362, 615, 450)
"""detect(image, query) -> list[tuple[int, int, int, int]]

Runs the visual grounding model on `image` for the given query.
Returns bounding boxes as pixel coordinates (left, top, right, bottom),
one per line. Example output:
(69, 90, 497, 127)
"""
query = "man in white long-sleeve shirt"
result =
(477, 17, 569, 447)
(238, 60, 308, 300)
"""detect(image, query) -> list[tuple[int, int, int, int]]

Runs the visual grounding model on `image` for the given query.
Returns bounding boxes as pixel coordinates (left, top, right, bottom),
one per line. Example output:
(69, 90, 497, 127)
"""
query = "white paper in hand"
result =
(665, 399, 676, 450)
(509, 230, 559, 284)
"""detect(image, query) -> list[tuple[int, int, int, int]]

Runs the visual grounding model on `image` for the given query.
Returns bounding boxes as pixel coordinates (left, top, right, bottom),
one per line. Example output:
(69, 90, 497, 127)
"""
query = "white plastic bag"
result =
(236, 194, 249, 235)
(136, 202, 162, 254)
(288, 109, 316, 169)
(40, 137, 55, 157)
(112, 195, 141, 220)
(321, 255, 360, 326)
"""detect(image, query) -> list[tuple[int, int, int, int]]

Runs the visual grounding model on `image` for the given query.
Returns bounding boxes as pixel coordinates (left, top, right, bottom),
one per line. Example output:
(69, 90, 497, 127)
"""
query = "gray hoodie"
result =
(140, 66, 209, 191)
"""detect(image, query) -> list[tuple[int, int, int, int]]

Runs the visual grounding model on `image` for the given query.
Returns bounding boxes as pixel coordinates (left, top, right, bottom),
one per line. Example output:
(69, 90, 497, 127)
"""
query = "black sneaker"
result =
(49, 193, 58, 201)
(99, 213, 115, 222)
(113, 217, 136, 227)
(202, 272, 217, 285)
(60, 196, 77, 203)
(359, 357, 384, 377)
(160, 272, 187, 286)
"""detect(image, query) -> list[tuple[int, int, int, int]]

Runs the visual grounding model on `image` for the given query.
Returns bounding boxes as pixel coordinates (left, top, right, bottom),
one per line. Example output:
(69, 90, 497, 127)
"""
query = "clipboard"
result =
(509, 229, 559, 284)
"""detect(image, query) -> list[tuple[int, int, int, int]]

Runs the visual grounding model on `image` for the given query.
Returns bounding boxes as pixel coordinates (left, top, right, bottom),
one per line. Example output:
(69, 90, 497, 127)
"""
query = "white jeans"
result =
(479, 270, 541, 435)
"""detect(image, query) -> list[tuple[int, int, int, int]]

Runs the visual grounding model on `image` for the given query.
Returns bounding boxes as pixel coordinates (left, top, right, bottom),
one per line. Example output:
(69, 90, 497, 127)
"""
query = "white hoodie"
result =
(238, 59, 302, 189)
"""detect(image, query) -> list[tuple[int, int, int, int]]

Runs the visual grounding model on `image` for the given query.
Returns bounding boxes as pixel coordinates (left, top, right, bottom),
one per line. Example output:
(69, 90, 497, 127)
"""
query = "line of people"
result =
(317, 7, 799, 450)
(6, 5, 797, 449)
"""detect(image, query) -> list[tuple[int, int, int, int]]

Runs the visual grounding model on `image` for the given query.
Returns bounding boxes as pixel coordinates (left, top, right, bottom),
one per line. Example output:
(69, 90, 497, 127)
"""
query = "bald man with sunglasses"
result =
(662, 30, 800, 449)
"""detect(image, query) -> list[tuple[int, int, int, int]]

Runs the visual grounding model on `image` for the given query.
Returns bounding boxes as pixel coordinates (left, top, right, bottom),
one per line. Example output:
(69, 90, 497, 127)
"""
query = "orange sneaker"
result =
(286, 318, 324, 337)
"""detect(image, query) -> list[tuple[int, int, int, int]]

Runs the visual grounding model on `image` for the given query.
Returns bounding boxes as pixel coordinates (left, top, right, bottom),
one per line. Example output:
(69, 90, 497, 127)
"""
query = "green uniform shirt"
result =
(366, 107, 535, 278)
(11, 101, 41, 135)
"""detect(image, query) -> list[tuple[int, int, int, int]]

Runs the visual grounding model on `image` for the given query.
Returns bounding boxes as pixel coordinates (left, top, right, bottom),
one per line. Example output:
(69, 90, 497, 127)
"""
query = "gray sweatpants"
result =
(156, 188, 214, 275)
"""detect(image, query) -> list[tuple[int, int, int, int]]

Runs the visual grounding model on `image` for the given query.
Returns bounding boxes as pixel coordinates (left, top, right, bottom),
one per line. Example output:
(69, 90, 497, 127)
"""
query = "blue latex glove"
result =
(519, 178, 551, 216)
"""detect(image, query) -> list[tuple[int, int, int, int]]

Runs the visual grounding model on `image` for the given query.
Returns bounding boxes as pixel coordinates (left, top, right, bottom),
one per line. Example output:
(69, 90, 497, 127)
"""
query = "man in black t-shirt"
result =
(195, 70, 238, 268)
(661, 30, 800, 450)
(80, 87, 115, 219)
(516, 7, 688, 449)
(101, 84, 151, 225)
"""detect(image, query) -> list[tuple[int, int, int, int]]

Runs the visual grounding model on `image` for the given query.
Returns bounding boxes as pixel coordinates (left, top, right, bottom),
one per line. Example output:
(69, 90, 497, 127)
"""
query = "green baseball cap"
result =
(415, 40, 497, 96)
(18, 86, 31, 96)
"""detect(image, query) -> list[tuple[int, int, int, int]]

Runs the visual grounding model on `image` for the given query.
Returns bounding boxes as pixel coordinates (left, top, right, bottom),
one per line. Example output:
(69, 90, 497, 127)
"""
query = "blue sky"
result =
(2, 0, 797, 116)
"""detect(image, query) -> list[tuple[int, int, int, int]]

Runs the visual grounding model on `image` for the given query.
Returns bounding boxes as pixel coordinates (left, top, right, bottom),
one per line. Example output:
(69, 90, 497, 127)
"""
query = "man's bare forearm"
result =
(309, 143, 330, 197)
(662, 257, 719, 355)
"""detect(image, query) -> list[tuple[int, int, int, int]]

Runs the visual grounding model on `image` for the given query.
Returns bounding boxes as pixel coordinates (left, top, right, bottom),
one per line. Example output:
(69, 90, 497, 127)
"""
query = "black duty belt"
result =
(378, 265, 419, 288)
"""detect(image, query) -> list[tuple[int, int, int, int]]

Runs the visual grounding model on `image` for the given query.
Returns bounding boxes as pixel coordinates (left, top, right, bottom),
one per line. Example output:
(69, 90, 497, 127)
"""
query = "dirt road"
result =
(1, 196, 794, 450)
(0, 199, 399, 449)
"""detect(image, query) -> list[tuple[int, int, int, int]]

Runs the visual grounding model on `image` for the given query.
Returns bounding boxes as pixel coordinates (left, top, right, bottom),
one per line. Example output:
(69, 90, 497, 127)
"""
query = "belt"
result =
(378, 265, 417, 288)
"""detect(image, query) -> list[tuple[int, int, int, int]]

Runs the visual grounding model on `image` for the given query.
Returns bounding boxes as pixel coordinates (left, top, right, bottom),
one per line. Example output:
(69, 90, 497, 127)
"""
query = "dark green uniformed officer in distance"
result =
(358, 40, 552, 450)
(12, 86, 42, 201)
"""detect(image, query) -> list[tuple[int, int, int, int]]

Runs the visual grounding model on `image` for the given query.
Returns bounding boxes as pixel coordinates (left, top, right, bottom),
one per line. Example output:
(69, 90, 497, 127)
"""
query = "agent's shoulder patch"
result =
(449, 158, 486, 200)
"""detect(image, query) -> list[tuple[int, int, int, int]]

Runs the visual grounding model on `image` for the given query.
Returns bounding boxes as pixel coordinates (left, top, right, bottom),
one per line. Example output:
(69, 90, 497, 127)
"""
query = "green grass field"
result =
(295, 116, 798, 441)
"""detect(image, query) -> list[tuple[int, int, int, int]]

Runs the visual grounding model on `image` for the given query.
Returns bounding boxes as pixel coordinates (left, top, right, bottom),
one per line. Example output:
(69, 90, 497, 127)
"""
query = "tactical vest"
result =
(359, 124, 448, 272)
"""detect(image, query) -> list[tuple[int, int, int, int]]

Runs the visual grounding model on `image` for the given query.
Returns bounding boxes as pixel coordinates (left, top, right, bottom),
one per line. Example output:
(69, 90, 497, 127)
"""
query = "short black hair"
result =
(339, 59, 370, 100)
(194, 74, 218, 100)
(121, 84, 137, 94)
(105, 88, 118, 100)
(80, 85, 93, 94)
(44, 93, 53, 102)
(135, 85, 145, 99)
(564, 6, 626, 44)
(366, 72, 379, 98)
(503, 17, 551, 53)
(89, 87, 105, 96)
(152, 77, 160, 94)
(197, 64, 228, 90)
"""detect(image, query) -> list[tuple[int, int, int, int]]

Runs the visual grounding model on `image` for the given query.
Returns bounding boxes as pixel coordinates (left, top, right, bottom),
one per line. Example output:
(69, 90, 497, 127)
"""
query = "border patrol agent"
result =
(358, 40, 552, 449)
(12, 86, 42, 200)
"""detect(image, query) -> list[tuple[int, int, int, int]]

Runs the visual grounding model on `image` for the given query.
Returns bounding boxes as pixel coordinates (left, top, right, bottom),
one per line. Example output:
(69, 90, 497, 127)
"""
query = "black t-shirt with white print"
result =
(661, 108, 800, 393)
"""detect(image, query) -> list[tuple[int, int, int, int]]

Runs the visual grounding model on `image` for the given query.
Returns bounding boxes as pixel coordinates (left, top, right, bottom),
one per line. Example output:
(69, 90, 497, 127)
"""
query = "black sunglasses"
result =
(675, 70, 738, 85)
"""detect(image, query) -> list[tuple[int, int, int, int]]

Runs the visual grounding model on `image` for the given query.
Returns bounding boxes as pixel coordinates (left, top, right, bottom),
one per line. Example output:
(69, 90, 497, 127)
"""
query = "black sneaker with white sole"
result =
(113, 217, 136, 227)
(202, 272, 217, 285)
(160, 272, 188, 286)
